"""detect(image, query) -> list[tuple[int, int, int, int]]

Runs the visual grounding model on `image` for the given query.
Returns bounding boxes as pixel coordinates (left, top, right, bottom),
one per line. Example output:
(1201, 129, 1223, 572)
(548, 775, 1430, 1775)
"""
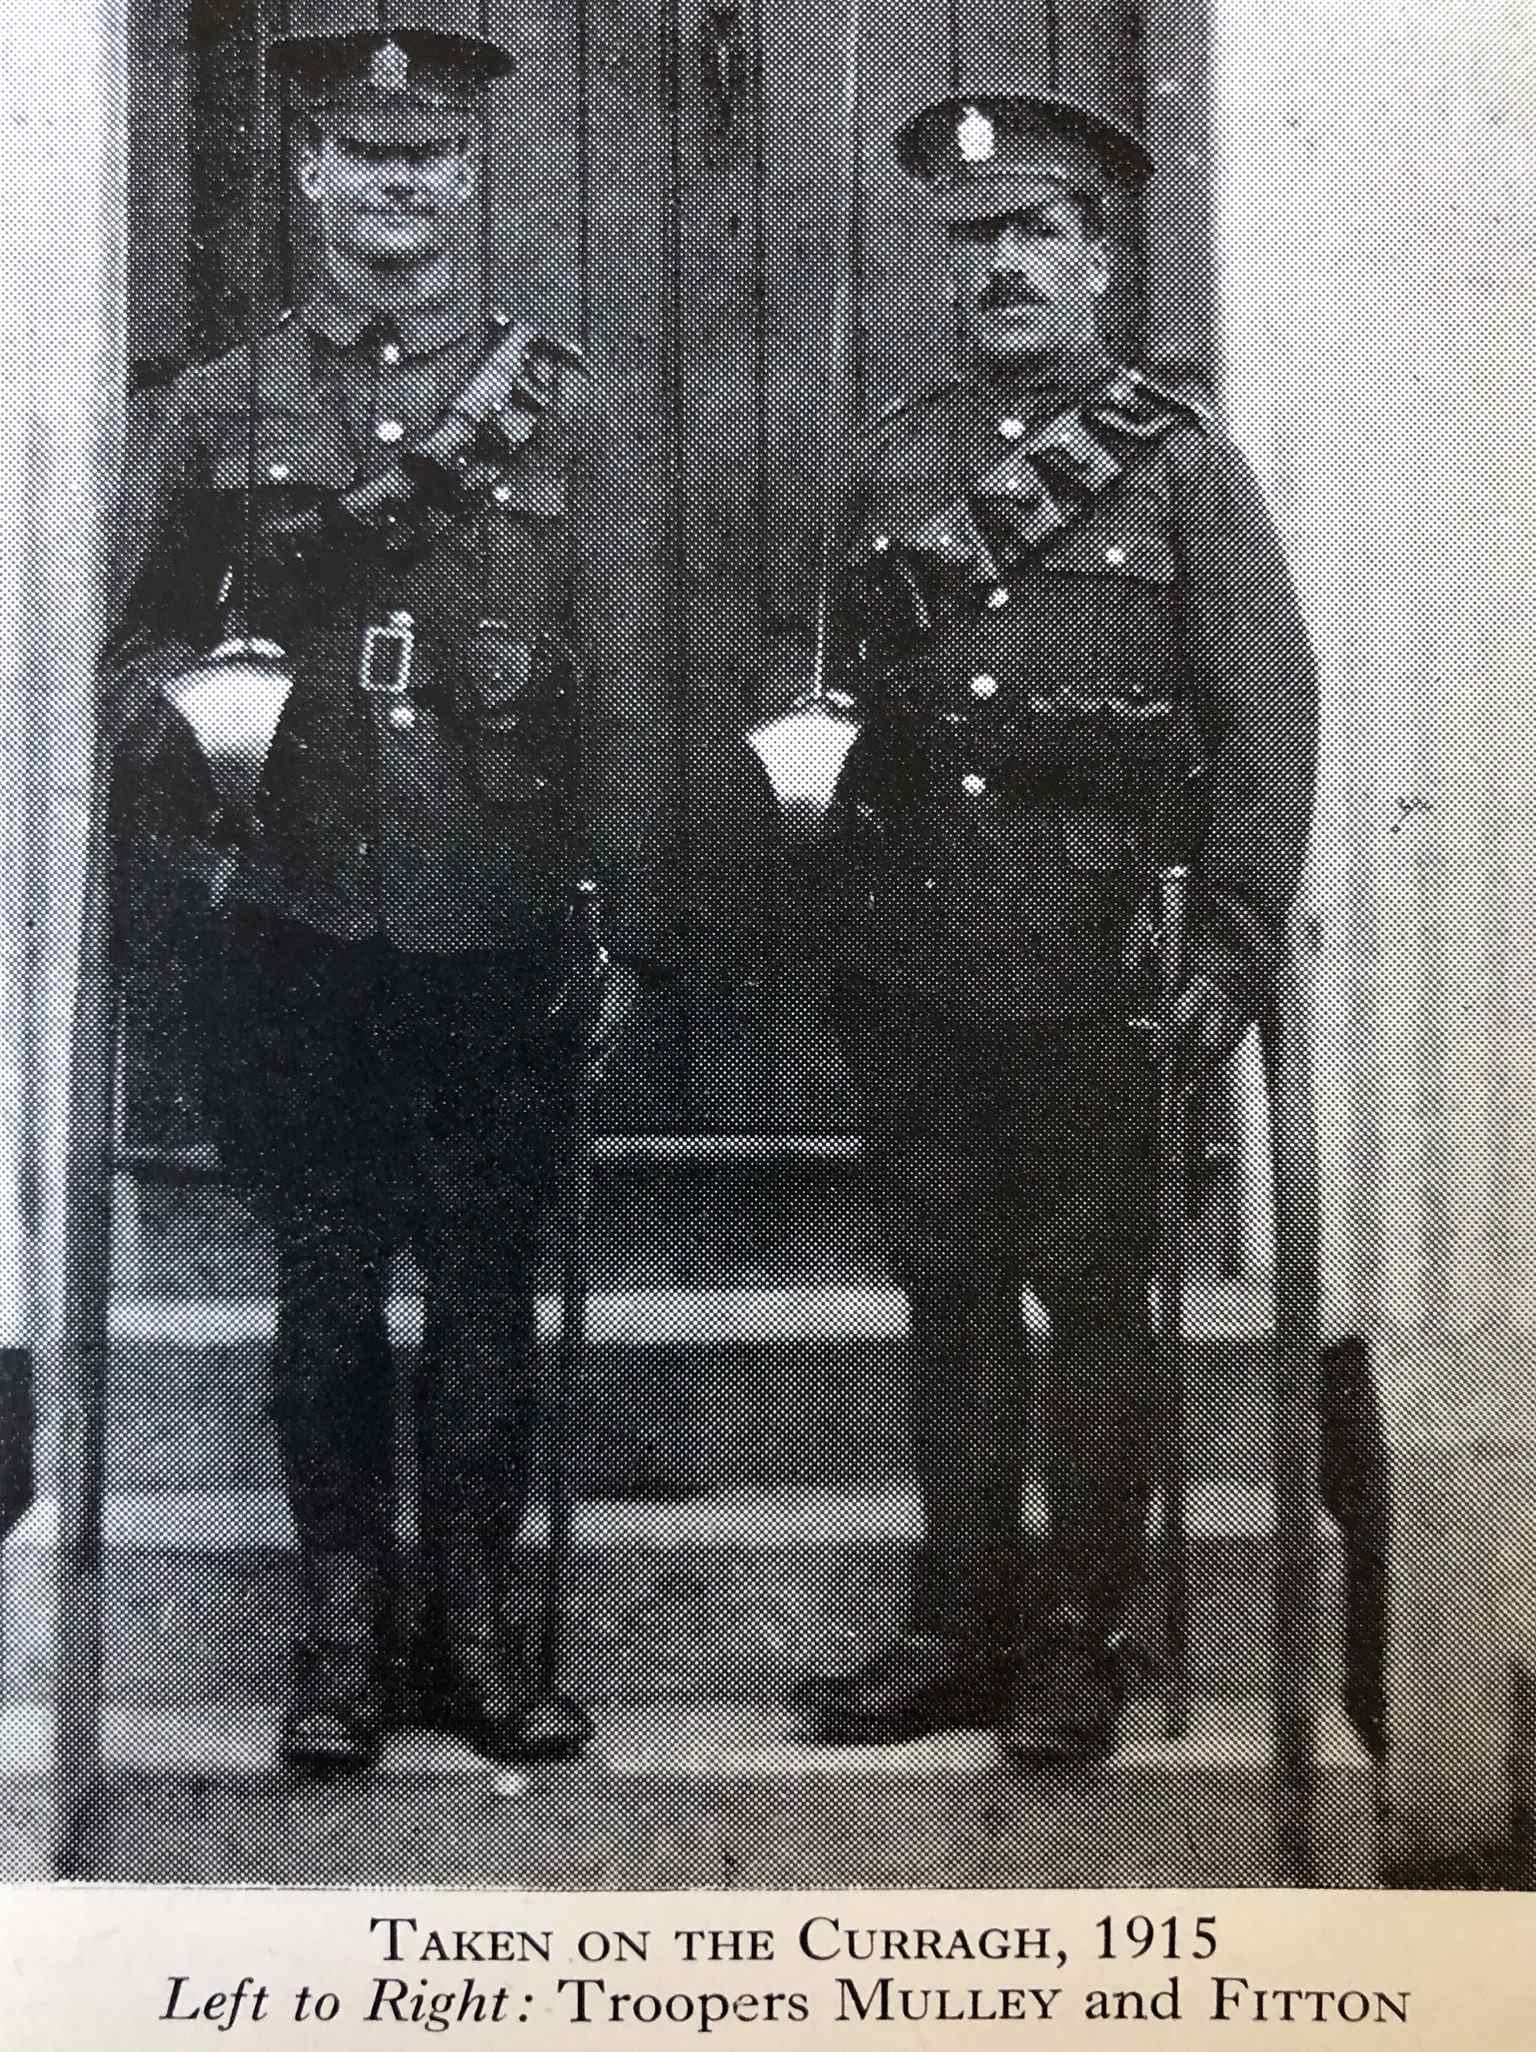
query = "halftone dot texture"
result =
(8, 0, 1530, 1895)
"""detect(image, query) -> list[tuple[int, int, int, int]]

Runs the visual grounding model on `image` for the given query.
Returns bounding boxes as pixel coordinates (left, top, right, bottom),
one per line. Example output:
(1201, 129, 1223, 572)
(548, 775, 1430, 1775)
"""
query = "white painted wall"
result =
(1206, 0, 1536, 1355)
(0, 2, 127, 1397)
(0, 0, 127, 1873)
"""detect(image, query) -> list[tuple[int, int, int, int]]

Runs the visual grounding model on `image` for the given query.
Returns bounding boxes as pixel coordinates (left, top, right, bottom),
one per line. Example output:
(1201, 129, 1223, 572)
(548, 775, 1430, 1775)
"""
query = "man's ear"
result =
(1089, 240, 1112, 298)
(298, 141, 325, 203)
(454, 144, 477, 203)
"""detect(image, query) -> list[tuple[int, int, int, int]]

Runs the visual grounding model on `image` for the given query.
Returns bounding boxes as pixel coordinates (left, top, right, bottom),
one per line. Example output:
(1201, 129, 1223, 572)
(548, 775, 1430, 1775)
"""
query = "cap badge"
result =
(956, 105, 996, 164)
(370, 39, 412, 95)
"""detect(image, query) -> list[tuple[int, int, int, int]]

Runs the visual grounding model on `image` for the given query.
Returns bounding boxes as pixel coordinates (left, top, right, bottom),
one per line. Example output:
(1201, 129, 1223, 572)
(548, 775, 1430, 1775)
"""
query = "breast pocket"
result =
(1031, 500, 1184, 879)
(204, 415, 357, 498)
(478, 459, 570, 630)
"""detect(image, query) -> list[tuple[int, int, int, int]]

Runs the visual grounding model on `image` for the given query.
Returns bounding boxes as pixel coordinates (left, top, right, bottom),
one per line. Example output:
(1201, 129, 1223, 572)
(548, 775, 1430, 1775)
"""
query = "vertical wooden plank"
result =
(757, 0, 859, 1130)
(1140, 0, 1219, 385)
(127, 0, 191, 381)
(671, 0, 773, 1129)
(759, 0, 845, 643)
(858, 0, 957, 420)
(1055, 0, 1144, 357)
(186, 0, 286, 361)
(584, 0, 687, 1128)
(484, 0, 583, 332)
(949, 0, 1053, 94)
(1055, 0, 1140, 119)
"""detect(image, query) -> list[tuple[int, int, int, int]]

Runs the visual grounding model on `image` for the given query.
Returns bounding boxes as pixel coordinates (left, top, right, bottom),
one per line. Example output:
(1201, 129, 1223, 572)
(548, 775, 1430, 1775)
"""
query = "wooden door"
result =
(124, 0, 1150, 1142)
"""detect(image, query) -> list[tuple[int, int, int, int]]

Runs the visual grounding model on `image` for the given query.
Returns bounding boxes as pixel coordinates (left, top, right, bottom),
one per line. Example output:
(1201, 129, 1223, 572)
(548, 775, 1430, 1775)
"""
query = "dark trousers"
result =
(832, 983, 1161, 1643)
(205, 915, 571, 1559)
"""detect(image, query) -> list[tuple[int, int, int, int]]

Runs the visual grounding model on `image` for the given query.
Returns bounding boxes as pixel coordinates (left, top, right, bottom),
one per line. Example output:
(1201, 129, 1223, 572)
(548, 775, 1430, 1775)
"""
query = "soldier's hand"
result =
(1148, 972, 1251, 1097)
(582, 961, 640, 1085)
(405, 326, 587, 494)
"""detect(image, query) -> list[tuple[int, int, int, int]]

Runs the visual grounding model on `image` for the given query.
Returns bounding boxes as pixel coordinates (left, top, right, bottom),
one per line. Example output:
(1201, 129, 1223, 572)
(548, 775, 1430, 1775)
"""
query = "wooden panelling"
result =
(582, 0, 687, 1126)
(484, 0, 584, 332)
(674, 0, 773, 1126)
(758, 0, 845, 640)
(855, 0, 953, 422)
(185, 1, 293, 360)
(950, 0, 1054, 95)
(124, 0, 1173, 1141)
(1054, 0, 1144, 355)
(756, 0, 860, 1130)
(127, 0, 191, 381)
(1055, 0, 1141, 117)
(1140, 0, 1219, 385)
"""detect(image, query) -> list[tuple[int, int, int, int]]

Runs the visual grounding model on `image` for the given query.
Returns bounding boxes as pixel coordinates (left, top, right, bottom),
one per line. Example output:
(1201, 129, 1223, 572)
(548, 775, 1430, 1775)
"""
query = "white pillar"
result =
(0, 0, 129, 1874)
(1203, 0, 1536, 1874)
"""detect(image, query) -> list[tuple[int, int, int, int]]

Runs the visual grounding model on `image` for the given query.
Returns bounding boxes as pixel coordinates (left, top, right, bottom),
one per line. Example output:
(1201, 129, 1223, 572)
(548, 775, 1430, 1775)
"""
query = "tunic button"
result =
(375, 419, 405, 444)
(871, 532, 891, 553)
(969, 672, 999, 700)
(985, 584, 1010, 610)
(266, 460, 291, 482)
(961, 772, 987, 796)
(1104, 545, 1128, 567)
(388, 703, 416, 730)
(998, 416, 1026, 441)
(492, 482, 513, 504)
(380, 340, 401, 365)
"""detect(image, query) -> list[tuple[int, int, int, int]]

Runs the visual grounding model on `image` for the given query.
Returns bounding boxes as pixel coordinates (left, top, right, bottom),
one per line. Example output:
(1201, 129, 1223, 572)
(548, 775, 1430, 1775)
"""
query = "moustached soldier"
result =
(770, 82, 1320, 1762)
(102, 0, 665, 1774)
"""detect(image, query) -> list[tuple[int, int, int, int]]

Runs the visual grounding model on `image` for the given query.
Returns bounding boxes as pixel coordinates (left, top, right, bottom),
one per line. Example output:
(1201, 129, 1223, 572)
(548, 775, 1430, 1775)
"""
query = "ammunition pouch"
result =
(460, 625, 581, 814)
(399, 322, 585, 507)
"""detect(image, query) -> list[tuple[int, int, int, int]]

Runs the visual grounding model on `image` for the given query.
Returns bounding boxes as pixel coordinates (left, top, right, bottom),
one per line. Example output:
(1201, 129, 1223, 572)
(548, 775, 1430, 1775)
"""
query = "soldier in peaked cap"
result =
(794, 89, 1319, 1760)
(104, 1, 662, 1775)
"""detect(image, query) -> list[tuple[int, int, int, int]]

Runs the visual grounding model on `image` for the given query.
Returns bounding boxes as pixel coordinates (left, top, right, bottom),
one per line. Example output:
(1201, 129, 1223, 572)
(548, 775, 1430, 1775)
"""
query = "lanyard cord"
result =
(241, 7, 268, 642)
(477, 0, 493, 618)
(811, 0, 862, 701)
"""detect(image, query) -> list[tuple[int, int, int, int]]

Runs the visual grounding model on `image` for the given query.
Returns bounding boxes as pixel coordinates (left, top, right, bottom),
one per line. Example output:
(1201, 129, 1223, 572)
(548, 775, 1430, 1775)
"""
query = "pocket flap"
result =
(1057, 804, 1137, 872)
(1038, 505, 1176, 583)
(204, 413, 357, 491)
(472, 455, 567, 518)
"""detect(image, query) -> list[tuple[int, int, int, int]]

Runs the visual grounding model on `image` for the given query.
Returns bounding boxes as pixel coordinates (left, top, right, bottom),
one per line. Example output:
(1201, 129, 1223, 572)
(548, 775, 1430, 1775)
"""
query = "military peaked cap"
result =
(270, 0, 514, 145)
(895, 89, 1153, 226)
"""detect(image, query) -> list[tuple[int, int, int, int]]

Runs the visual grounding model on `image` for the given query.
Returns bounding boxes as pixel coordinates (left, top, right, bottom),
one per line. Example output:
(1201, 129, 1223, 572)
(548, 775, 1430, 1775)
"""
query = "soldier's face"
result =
(300, 133, 475, 268)
(948, 198, 1110, 365)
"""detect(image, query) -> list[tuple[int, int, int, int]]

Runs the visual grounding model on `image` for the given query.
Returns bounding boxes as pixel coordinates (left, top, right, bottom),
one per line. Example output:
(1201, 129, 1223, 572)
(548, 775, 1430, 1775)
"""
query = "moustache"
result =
(980, 283, 1045, 311)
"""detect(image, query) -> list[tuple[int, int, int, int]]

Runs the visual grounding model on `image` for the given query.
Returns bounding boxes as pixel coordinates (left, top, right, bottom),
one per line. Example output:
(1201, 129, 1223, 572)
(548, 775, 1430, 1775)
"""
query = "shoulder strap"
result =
(848, 365, 1195, 615)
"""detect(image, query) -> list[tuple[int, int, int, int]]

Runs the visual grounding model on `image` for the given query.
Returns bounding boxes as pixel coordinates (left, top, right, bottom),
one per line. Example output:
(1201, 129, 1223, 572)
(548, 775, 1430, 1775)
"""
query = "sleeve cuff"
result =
(1184, 921, 1261, 1007)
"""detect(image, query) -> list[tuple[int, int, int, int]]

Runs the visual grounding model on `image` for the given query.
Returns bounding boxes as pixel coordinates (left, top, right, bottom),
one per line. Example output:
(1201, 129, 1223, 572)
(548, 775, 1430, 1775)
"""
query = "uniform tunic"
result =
(819, 349, 1319, 1635)
(103, 278, 659, 1555)
(105, 279, 661, 962)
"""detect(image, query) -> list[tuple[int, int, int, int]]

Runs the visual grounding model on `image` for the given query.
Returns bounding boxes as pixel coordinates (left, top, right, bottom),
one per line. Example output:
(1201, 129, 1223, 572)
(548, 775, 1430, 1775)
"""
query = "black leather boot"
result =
(517, 1678, 595, 1764)
(795, 1632, 1001, 1742)
(281, 1552, 385, 1775)
(430, 1541, 592, 1764)
(1000, 1606, 1131, 1765)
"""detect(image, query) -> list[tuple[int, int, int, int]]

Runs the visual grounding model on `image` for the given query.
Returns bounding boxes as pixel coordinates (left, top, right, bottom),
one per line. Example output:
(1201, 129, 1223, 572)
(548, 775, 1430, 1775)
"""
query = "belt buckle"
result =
(359, 610, 415, 695)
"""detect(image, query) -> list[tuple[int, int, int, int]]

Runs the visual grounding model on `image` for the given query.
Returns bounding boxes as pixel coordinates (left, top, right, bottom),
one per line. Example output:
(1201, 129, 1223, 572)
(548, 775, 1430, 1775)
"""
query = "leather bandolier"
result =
(824, 363, 1213, 1027)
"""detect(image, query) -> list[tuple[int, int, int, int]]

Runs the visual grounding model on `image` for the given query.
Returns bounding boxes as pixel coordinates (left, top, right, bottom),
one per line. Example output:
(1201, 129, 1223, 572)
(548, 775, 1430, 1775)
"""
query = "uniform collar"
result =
(304, 262, 482, 357)
(964, 341, 1119, 412)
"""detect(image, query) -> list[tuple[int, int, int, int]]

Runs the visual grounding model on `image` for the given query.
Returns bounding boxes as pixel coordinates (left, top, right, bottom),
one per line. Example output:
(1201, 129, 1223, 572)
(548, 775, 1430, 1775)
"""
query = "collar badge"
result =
(371, 39, 412, 95)
(956, 105, 996, 164)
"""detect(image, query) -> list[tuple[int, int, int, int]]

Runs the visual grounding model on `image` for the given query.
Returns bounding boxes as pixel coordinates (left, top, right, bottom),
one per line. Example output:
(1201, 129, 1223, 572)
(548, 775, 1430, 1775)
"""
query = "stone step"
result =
(122, 1144, 889, 1299)
(56, 1696, 1377, 1887)
(104, 1282, 1281, 1496)
(3, 1484, 1345, 1711)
